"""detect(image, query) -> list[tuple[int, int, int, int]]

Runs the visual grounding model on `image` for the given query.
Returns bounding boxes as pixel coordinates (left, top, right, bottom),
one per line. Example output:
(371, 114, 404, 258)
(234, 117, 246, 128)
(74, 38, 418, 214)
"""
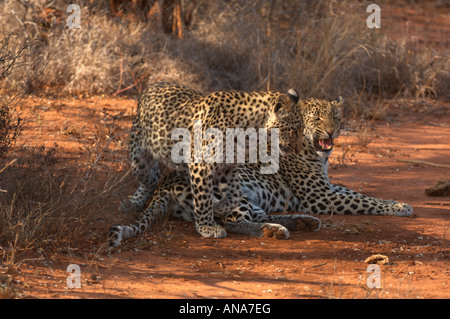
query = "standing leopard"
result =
(109, 97, 413, 247)
(118, 82, 303, 239)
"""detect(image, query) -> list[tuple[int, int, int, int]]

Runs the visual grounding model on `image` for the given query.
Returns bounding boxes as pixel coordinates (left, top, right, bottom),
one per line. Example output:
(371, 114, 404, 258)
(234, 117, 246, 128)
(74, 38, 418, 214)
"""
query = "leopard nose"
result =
(327, 130, 334, 137)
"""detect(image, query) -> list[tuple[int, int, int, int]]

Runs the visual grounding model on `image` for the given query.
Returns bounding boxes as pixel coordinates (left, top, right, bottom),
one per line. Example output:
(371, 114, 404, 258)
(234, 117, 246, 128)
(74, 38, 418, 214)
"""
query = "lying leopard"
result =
(109, 97, 413, 247)
(118, 82, 303, 239)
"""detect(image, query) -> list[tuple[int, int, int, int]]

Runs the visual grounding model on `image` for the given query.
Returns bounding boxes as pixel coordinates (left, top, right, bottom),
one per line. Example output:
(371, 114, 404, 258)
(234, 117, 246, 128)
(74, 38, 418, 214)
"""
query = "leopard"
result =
(108, 96, 413, 247)
(118, 82, 304, 239)
(240, 97, 412, 217)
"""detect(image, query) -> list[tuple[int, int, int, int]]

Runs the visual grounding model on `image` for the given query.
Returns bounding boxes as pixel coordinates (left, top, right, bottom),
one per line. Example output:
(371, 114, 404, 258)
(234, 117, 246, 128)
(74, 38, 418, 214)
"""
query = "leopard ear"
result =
(287, 88, 299, 104)
(274, 95, 291, 119)
(274, 89, 299, 118)
(332, 96, 344, 116)
(332, 96, 344, 106)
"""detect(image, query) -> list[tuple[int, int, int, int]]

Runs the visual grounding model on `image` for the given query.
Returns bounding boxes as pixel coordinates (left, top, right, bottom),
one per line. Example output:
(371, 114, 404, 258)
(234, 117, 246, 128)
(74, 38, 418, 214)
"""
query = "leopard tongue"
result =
(319, 138, 333, 150)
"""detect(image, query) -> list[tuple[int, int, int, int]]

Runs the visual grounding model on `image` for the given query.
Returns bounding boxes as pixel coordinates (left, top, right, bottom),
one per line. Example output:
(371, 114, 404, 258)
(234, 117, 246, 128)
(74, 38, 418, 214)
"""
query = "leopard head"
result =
(300, 96, 343, 154)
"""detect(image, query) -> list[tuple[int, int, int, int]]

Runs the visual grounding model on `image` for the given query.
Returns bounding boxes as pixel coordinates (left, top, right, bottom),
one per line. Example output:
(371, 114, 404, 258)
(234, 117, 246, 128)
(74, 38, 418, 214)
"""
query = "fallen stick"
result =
(397, 159, 450, 169)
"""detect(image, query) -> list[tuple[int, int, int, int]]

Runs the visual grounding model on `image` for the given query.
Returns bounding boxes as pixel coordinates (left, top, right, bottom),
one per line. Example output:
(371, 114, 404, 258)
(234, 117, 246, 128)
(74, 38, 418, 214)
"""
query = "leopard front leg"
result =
(223, 197, 290, 239)
(247, 203, 321, 235)
(330, 184, 362, 196)
(261, 214, 322, 232)
(280, 157, 413, 216)
(189, 163, 227, 238)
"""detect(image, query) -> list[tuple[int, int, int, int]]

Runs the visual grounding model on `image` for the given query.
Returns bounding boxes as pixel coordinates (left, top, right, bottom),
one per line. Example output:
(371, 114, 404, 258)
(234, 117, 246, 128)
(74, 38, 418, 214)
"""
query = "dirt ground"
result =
(4, 95, 448, 299)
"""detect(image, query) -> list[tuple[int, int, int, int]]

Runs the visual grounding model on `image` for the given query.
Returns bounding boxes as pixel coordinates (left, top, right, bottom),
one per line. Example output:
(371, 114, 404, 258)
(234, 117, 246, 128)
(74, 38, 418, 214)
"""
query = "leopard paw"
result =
(392, 203, 413, 217)
(108, 225, 124, 247)
(261, 224, 290, 239)
(294, 215, 321, 232)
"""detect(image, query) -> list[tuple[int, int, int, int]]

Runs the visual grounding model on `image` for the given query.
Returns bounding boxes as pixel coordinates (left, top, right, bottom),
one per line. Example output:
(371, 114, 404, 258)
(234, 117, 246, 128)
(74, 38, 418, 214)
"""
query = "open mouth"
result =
(314, 138, 334, 152)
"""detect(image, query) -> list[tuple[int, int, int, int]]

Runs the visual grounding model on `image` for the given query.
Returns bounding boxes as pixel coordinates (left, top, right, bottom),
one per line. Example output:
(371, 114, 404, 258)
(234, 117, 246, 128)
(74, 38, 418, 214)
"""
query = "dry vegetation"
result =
(0, 0, 449, 298)
(1, 0, 448, 100)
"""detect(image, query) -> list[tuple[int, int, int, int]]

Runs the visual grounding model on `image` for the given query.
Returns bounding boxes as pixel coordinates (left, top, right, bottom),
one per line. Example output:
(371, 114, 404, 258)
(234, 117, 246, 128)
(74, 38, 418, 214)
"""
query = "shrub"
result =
(0, 35, 27, 157)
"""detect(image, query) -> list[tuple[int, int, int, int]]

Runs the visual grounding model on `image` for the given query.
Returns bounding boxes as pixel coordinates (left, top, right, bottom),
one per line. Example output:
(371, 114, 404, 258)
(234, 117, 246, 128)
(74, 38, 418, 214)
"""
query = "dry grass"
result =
(1, 145, 100, 256)
(0, 0, 448, 105)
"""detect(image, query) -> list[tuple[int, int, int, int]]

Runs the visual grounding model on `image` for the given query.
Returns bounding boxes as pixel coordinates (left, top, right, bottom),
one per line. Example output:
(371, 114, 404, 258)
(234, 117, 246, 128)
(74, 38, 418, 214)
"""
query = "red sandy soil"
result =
(3, 96, 449, 299)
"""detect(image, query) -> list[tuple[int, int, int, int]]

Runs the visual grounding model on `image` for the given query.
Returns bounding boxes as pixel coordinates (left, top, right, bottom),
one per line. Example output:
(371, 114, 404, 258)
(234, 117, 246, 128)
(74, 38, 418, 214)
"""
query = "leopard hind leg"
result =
(109, 190, 173, 247)
(119, 151, 161, 213)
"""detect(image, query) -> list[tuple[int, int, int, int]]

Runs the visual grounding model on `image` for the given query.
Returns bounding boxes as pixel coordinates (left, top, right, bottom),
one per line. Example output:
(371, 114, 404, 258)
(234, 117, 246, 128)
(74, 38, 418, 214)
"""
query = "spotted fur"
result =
(109, 96, 413, 247)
